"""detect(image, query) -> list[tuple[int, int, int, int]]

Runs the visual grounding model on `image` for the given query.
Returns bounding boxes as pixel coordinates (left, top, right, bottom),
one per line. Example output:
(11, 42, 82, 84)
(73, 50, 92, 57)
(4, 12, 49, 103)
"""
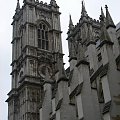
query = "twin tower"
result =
(6, 0, 120, 120)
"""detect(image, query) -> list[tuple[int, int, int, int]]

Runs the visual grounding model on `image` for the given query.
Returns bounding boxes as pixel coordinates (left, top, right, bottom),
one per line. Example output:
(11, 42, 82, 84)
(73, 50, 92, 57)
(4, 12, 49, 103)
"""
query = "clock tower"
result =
(6, 0, 63, 120)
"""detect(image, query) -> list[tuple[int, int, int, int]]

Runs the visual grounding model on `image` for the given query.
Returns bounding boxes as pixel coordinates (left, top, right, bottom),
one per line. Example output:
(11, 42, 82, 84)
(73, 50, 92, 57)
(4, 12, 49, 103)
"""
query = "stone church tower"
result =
(6, 0, 64, 120)
(7, 0, 120, 120)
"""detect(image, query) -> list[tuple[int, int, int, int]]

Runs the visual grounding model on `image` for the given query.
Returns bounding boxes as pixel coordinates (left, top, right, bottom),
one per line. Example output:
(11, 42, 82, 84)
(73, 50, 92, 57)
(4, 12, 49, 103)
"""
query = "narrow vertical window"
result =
(46, 41, 49, 50)
(42, 30, 44, 39)
(38, 29, 41, 38)
(42, 40, 45, 49)
(45, 31, 48, 40)
(38, 22, 49, 50)
(38, 39, 41, 49)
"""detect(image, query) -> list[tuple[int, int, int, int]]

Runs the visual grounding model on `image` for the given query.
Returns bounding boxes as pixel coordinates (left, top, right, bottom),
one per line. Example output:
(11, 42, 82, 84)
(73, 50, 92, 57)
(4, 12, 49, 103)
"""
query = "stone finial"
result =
(15, 0, 20, 13)
(50, 0, 58, 7)
(105, 5, 116, 29)
(99, 8, 111, 42)
(81, 0, 88, 17)
(36, 0, 39, 3)
(101, 7, 105, 20)
(69, 14, 74, 30)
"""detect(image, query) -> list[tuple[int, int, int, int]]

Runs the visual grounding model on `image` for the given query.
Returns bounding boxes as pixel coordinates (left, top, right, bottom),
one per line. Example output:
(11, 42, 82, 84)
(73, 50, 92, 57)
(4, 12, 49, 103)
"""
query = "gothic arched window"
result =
(38, 22, 49, 50)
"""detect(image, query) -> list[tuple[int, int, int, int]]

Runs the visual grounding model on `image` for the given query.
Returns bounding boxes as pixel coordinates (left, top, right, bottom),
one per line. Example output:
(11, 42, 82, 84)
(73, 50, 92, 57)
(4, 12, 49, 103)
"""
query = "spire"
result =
(69, 15, 74, 30)
(81, 0, 88, 17)
(16, 0, 20, 13)
(99, 9, 111, 42)
(105, 5, 116, 29)
(101, 7, 105, 20)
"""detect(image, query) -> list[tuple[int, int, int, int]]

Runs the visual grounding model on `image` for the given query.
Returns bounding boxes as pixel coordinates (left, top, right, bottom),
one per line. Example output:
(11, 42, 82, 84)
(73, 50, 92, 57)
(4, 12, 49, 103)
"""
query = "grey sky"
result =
(0, 0, 120, 120)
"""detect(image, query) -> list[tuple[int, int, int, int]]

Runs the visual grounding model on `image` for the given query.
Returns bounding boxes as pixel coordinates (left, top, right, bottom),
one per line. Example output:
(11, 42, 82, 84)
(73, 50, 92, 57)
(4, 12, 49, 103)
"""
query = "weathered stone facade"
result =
(6, 0, 120, 120)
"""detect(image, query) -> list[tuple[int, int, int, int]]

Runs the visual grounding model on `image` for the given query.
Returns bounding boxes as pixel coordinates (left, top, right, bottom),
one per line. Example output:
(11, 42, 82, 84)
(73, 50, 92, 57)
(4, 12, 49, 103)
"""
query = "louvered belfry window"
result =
(38, 22, 49, 50)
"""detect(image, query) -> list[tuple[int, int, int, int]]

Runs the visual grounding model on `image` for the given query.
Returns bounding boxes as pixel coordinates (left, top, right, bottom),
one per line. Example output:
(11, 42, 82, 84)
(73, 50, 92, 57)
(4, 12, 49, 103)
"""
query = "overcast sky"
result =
(0, 0, 120, 120)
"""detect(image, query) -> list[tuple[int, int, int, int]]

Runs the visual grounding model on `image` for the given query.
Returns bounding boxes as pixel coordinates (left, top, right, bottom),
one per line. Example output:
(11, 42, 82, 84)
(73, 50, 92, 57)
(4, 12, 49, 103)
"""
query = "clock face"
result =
(38, 64, 52, 78)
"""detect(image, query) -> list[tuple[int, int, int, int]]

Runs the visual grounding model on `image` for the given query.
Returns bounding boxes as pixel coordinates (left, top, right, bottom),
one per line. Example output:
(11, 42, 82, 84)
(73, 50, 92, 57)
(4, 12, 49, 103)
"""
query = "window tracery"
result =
(38, 22, 49, 50)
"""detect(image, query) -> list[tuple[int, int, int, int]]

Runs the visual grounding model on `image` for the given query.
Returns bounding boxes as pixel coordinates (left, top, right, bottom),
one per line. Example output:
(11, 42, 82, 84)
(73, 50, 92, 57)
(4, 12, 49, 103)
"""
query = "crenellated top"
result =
(12, 0, 60, 24)
(35, 0, 59, 8)
(67, 1, 100, 39)
(14, 0, 59, 15)
(67, 15, 100, 40)
(35, 1, 52, 10)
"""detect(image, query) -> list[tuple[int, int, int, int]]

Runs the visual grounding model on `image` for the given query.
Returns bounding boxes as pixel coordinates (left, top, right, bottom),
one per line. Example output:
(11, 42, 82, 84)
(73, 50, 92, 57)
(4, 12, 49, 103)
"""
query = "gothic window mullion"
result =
(38, 22, 49, 50)
(44, 30, 46, 49)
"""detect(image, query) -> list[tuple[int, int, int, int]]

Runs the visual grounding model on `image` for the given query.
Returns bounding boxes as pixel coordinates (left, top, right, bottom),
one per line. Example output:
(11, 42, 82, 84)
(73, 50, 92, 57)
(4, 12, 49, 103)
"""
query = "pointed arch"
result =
(36, 20, 51, 50)
(36, 19, 51, 29)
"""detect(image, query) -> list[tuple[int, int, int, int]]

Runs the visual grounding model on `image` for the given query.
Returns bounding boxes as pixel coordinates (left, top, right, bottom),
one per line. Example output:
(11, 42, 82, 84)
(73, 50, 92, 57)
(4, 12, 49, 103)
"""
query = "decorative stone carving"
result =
(38, 63, 52, 78)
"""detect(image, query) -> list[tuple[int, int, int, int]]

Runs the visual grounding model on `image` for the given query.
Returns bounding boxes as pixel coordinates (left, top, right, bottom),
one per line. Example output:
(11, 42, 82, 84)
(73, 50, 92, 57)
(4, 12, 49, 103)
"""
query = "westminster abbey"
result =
(6, 0, 120, 120)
